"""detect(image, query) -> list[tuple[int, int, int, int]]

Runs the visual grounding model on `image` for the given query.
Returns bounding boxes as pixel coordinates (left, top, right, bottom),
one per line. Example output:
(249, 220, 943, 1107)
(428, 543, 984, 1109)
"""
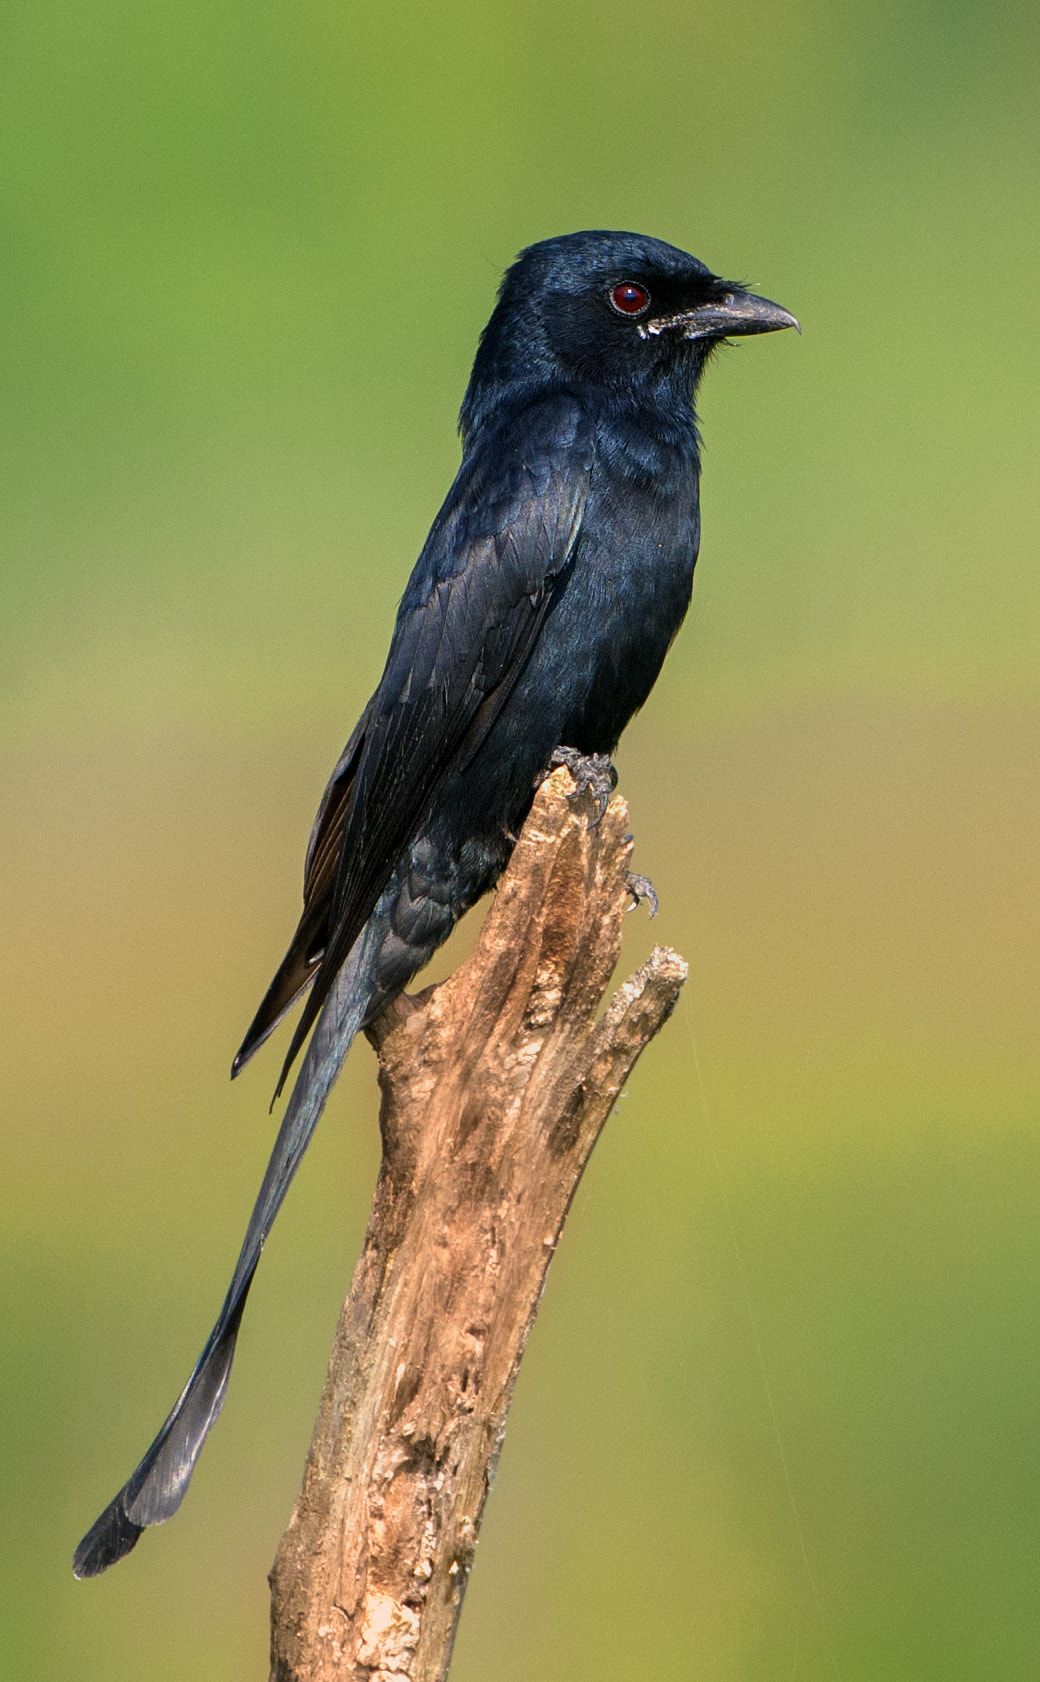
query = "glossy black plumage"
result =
(74, 230, 796, 1577)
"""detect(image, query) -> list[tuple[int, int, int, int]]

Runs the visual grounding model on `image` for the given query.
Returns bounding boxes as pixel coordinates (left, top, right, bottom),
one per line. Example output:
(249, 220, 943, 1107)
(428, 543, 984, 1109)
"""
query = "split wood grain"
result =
(269, 768, 687, 1681)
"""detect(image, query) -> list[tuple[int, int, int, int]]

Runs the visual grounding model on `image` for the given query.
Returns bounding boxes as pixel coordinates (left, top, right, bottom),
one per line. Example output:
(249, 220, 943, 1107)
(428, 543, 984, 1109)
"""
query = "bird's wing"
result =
(230, 711, 370, 1075)
(247, 395, 594, 1096)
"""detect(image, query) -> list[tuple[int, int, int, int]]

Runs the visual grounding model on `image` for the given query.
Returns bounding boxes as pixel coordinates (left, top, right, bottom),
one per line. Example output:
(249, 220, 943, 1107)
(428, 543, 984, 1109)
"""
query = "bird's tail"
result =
(72, 918, 381, 1579)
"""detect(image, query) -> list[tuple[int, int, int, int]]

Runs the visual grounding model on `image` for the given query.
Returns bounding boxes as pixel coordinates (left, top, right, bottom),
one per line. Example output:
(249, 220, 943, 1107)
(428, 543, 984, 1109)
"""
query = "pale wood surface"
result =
(268, 769, 688, 1681)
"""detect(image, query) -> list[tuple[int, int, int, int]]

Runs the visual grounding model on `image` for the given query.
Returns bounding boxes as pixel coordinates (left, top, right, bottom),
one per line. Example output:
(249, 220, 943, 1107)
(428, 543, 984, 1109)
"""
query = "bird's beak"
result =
(640, 289, 800, 342)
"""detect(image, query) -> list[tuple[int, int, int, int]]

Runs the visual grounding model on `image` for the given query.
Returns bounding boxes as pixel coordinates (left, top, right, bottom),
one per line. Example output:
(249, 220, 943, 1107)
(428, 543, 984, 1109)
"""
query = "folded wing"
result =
(236, 395, 595, 1092)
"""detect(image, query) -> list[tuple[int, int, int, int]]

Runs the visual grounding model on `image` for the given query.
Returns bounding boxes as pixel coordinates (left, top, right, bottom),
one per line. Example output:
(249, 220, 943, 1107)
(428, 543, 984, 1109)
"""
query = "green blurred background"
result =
(2, 0, 1038, 1676)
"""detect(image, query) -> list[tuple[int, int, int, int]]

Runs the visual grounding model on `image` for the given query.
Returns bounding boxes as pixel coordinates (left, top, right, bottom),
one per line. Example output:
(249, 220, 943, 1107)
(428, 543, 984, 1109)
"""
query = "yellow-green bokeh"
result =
(2, 1, 1038, 1676)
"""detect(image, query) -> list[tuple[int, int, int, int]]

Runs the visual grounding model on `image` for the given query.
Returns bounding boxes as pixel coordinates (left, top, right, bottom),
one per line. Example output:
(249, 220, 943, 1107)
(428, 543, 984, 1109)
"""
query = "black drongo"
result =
(74, 229, 796, 1576)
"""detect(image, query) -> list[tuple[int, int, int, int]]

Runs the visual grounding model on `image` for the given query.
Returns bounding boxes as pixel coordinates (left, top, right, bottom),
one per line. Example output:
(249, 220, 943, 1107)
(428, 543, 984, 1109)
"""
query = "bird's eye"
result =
(609, 282, 651, 317)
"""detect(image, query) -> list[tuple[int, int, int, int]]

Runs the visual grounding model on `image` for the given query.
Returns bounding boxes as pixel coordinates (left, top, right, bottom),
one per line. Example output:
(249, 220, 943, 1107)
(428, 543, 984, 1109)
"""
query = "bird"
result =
(73, 230, 796, 1577)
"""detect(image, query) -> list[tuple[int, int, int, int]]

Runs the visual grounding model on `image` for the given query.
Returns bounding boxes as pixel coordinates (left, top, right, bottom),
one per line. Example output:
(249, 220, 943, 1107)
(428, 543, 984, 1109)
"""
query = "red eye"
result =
(610, 282, 651, 316)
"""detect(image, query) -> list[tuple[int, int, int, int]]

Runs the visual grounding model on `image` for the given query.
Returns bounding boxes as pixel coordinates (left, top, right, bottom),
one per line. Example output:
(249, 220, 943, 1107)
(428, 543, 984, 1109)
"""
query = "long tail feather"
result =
(73, 919, 380, 1578)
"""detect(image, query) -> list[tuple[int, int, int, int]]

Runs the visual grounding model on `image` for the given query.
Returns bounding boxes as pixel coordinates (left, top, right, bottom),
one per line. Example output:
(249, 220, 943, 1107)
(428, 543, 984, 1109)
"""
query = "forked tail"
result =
(73, 920, 380, 1578)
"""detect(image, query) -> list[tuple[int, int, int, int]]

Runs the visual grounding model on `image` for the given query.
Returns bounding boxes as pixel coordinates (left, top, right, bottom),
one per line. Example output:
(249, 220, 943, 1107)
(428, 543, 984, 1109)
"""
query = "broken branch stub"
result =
(269, 768, 688, 1681)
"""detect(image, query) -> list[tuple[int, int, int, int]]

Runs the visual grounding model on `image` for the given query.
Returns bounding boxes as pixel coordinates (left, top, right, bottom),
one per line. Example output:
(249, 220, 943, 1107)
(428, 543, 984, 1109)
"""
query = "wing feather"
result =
(231, 711, 370, 1074)
(253, 396, 594, 1095)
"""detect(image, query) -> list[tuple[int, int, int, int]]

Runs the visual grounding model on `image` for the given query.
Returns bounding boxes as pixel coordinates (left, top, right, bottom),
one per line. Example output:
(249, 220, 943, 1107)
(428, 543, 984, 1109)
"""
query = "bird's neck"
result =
(597, 387, 702, 493)
(459, 368, 702, 468)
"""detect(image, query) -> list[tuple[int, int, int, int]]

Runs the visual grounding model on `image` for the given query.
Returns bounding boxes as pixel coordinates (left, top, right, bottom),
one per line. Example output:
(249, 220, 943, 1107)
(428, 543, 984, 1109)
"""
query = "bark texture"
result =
(268, 769, 688, 1681)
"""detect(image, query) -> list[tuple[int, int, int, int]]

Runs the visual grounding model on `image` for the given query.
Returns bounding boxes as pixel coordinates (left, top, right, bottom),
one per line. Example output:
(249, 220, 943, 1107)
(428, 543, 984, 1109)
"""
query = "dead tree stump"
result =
(268, 768, 688, 1681)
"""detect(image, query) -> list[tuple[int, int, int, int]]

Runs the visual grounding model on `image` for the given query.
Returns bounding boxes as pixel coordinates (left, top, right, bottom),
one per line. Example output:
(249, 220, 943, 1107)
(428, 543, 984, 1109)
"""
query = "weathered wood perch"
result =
(268, 768, 688, 1681)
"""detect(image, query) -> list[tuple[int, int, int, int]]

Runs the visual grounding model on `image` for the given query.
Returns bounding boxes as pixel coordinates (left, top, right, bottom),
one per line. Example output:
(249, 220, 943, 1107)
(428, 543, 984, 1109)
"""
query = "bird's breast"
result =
(574, 485, 698, 738)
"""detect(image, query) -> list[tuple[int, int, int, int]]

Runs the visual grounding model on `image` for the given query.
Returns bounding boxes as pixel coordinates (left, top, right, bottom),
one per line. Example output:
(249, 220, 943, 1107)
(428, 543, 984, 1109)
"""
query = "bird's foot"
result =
(625, 871, 659, 918)
(540, 746, 618, 824)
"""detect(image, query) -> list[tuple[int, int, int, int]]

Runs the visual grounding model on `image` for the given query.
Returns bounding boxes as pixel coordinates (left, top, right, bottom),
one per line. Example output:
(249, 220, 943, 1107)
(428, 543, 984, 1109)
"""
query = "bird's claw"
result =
(540, 746, 618, 824)
(625, 871, 659, 917)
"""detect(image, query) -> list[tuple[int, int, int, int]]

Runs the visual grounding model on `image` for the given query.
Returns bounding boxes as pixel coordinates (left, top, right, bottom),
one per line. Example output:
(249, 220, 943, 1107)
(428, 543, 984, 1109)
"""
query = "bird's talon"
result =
(545, 746, 618, 825)
(625, 871, 659, 917)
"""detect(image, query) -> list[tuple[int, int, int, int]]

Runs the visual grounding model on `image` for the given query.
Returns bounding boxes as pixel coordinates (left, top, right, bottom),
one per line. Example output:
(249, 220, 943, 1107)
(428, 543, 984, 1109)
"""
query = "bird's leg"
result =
(539, 746, 618, 824)
(625, 871, 659, 918)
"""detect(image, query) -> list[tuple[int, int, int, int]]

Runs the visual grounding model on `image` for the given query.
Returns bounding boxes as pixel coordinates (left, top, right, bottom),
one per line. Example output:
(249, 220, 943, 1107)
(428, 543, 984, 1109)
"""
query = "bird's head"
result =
(461, 229, 797, 439)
